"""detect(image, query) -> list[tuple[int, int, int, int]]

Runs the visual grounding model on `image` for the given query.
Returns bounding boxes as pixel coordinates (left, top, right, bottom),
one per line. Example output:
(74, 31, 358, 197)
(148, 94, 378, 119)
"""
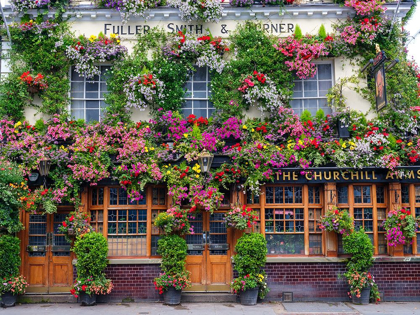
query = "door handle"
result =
(47, 232, 53, 246)
(202, 231, 210, 244)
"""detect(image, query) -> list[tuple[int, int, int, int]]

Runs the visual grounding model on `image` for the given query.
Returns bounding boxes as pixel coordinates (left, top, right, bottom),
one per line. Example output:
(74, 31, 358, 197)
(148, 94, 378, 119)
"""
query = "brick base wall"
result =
(77, 262, 420, 302)
(265, 262, 420, 302)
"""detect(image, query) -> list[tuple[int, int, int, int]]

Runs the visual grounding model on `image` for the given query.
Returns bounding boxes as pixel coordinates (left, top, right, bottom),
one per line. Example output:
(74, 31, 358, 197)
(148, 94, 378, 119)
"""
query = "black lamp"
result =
(39, 157, 51, 188)
(198, 150, 213, 174)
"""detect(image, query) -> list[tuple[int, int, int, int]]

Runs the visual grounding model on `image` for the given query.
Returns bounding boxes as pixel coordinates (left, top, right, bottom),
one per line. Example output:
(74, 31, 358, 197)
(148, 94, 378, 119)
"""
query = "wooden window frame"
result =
(402, 184, 419, 255)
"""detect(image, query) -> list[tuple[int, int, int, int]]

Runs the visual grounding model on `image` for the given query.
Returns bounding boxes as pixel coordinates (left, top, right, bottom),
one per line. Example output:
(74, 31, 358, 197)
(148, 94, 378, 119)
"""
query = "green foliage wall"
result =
(0, 235, 21, 278)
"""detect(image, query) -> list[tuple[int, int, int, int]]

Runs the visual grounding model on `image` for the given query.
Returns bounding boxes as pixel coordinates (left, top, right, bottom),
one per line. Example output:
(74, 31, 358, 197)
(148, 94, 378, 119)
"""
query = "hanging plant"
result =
(99, 0, 163, 23)
(20, 71, 48, 94)
(224, 204, 258, 230)
(167, 0, 223, 22)
(66, 32, 127, 79)
(238, 71, 284, 112)
(123, 71, 166, 110)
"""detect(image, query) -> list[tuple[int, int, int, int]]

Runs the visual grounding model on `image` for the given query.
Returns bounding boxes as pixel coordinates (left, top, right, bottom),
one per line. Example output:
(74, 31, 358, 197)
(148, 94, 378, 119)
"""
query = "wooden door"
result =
(185, 211, 232, 292)
(23, 212, 73, 293)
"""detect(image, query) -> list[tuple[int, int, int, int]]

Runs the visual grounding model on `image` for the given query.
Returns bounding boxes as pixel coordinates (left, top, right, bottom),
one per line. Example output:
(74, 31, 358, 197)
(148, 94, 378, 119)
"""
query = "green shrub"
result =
(157, 235, 188, 275)
(73, 232, 109, 278)
(0, 235, 21, 278)
(318, 24, 327, 40)
(294, 25, 302, 40)
(300, 110, 312, 123)
(343, 229, 374, 272)
(233, 233, 267, 276)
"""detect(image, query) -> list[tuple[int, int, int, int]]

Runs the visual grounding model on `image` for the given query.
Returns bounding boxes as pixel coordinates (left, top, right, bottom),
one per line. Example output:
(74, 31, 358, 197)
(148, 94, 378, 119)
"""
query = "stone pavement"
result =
(1, 302, 420, 315)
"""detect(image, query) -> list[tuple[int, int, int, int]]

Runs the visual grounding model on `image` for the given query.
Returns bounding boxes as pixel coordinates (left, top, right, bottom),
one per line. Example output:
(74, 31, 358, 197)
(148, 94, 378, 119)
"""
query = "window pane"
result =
(86, 110, 100, 122)
(194, 67, 207, 81)
(71, 109, 84, 120)
(293, 81, 303, 97)
(317, 64, 332, 80)
(71, 82, 84, 98)
(71, 68, 84, 81)
(303, 81, 317, 97)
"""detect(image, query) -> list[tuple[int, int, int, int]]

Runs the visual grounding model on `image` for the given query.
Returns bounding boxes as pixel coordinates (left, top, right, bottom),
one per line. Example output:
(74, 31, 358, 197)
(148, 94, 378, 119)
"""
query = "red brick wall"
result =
(265, 262, 420, 302)
(83, 262, 420, 302)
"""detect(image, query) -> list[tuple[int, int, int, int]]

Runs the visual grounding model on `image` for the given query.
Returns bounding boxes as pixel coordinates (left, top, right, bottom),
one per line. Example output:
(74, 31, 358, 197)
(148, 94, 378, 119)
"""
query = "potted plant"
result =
(342, 229, 380, 304)
(231, 233, 269, 305)
(59, 211, 93, 242)
(0, 235, 28, 308)
(224, 204, 258, 230)
(319, 207, 354, 235)
(154, 235, 191, 305)
(154, 207, 192, 235)
(382, 208, 419, 256)
(72, 232, 113, 306)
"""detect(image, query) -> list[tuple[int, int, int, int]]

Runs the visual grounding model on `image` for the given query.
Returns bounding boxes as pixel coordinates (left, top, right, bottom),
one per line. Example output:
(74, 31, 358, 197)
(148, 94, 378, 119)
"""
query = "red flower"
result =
(396, 139, 403, 143)
(69, 216, 74, 222)
(62, 222, 67, 227)
(82, 285, 87, 291)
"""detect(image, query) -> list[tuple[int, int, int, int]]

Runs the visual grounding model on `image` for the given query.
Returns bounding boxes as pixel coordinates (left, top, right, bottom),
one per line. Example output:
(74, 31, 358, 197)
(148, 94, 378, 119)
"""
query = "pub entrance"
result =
(185, 211, 233, 291)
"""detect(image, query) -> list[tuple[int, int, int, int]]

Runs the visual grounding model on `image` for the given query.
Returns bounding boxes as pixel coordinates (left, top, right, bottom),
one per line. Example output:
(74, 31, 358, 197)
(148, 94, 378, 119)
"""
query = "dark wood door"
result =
(185, 211, 232, 292)
(23, 212, 73, 293)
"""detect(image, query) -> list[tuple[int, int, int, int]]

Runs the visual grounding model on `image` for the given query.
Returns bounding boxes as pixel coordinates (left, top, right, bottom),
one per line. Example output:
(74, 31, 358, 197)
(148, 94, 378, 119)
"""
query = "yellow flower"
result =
(184, 133, 188, 138)
(117, 39, 120, 43)
(164, 165, 169, 168)
(408, 142, 413, 146)
(166, 171, 171, 175)
(350, 146, 355, 150)
(196, 175, 199, 178)
(89, 35, 97, 42)
(263, 145, 267, 149)
(251, 128, 254, 132)
(110, 33, 117, 39)
(14, 121, 22, 128)
(150, 147, 154, 151)
(242, 125, 247, 130)
(342, 143, 347, 149)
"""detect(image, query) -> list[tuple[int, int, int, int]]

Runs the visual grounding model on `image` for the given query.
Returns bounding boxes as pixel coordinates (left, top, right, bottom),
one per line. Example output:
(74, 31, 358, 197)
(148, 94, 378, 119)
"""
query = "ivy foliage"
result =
(157, 235, 188, 275)
(0, 235, 21, 278)
(73, 232, 109, 278)
(0, 15, 73, 120)
(210, 22, 293, 118)
(233, 233, 267, 276)
(343, 229, 374, 272)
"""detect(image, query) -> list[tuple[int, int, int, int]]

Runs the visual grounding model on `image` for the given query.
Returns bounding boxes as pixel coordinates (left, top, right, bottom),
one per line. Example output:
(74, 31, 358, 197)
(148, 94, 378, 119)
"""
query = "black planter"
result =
(1, 292, 17, 308)
(223, 136, 241, 147)
(338, 120, 350, 139)
(79, 292, 97, 306)
(240, 288, 259, 306)
(352, 287, 370, 305)
(163, 287, 182, 305)
(211, 154, 231, 168)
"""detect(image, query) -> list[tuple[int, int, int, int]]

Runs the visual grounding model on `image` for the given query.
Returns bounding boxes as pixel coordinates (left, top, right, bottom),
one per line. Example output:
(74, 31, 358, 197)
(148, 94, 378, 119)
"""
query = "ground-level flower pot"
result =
(163, 287, 182, 305)
(79, 292, 97, 306)
(240, 288, 259, 306)
(0, 292, 17, 307)
(352, 287, 370, 305)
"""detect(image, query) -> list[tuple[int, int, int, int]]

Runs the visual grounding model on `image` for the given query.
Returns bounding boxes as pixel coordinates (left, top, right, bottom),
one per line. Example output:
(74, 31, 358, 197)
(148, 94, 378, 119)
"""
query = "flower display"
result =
(274, 36, 329, 79)
(319, 207, 354, 235)
(382, 208, 419, 246)
(70, 275, 113, 298)
(154, 207, 193, 235)
(124, 72, 165, 110)
(58, 211, 94, 242)
(153, 271, 191, 294)
(66, 32, 127, 79)
(238, 71, 284, 111)
(20, 71, 48, 93)
(10, 0, 51, 12)
(0, 275, 28, 295)
(345, 270, 380, 302)
(230, 274, 258, 294)
(100, 0, 162, 22)
(167, 0, 223, 22)
(224, 204, 258, 230)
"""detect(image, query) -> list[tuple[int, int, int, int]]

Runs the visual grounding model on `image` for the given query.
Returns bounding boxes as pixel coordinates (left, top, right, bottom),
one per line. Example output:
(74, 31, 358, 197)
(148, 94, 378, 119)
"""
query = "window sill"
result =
(73, 258, 162, 265)
(266, 256, 420, 263)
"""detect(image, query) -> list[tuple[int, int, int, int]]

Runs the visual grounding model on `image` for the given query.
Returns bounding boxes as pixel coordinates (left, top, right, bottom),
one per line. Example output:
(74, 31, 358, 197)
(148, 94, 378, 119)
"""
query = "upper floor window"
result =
(70, 66, 110, 122)
(291, 62, 333, 116)
(182, 66, 214, 118)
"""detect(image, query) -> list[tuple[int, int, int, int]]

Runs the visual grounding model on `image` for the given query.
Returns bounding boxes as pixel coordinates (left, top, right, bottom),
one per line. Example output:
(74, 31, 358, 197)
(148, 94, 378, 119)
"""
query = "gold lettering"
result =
(276, 172, 280, 181)
(305, 172, 313, 180)
(324, 172, 331, 180)
(293, 172, 298, 181)
(365, 171, 371, 180)
(314, 172, 322, 180)
(333, 171, 340, 180)
(342, 171, 349, 180)
(417, 170, 420, 179)
(351, 172, 359, 180)
(408, 171, 414, 179)
(283, 172, 291, 181)
(372, 171, 378, 180)
(385, 171, 394, 180)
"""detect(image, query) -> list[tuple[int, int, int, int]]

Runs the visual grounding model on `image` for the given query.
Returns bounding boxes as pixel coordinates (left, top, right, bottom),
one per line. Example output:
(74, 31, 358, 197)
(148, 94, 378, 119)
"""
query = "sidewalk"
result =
(1, 302, 420, 315)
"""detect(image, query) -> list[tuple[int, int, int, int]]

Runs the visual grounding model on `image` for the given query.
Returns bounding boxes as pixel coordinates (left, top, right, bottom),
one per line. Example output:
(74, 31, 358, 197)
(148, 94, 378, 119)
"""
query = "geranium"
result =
(0, 275, 28, 295)
(224, 204, 258, 230)
(238, 71, 284, 112)
(230, 274, 258, 294)
(20, 71, 48, 92)
(382, 208, 419, 246)
(319, 207, 354, 235)
(66, 32, 127, 79)
(124, 72, 165, 110)
(345, 270, 380, 302)
(167, 0, 223, 22)
(154, 271, 191, 294)
(274, 36, 329, 79)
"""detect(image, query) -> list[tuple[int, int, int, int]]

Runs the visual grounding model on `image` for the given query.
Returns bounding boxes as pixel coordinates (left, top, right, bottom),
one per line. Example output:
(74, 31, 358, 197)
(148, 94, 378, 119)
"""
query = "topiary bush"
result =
(157, 234, 188, 275)
(233, 233, 267, 276)
(0, 235, 21, 278)
(343, 229, 374, 272)
(72, 232, 109, 278)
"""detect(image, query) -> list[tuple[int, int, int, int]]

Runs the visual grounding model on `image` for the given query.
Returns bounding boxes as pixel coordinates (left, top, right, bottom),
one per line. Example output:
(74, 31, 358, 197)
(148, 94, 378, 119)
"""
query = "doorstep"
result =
(18, 294, 75, 304)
